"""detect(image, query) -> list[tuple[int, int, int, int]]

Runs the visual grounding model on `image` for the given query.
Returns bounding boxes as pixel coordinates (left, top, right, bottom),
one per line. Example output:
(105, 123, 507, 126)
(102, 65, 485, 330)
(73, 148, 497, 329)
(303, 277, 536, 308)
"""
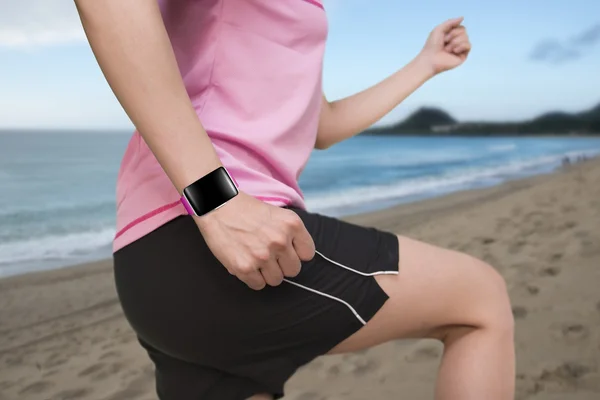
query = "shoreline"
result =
(0, 154, 587, 283)
(1, 158, 599, 400)
(0, 155, 591, 281)
(0, 166, 565, 283)
(3, 135, 600, 280)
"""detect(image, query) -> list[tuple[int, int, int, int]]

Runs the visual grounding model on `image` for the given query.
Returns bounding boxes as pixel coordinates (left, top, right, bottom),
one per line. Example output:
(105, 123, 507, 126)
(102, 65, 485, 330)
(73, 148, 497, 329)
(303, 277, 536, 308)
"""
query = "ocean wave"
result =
(0, 200, 115, 220)
(305, 148, 600, 212)
(488, 143, 517, 152)
(0, 227, 115, 266)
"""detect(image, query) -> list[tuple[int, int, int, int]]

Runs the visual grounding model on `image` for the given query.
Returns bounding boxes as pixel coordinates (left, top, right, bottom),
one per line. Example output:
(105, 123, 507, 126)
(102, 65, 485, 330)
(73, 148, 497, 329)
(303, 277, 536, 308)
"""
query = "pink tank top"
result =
(113, 0, 328, 252)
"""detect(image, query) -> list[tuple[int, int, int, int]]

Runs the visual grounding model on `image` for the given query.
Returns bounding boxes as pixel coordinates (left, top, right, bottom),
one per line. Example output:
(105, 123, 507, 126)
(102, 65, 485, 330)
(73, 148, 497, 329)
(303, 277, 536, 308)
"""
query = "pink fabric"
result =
(113, 0, 328, 252)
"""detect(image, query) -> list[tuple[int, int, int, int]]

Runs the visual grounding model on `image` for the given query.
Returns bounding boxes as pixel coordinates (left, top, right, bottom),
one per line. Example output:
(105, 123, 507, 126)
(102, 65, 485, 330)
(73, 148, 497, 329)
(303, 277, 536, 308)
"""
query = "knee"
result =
(471, 257, 514, 335)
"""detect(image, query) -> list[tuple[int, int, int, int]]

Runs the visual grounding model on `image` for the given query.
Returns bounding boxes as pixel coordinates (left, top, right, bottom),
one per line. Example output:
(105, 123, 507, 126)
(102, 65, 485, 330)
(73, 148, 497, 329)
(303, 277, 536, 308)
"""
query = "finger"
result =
(291, 225, 315, 262)
(259, 259, 284, 287)
(285, 212, 316, 261)
(453, 42, 471, 54)
(444, 26, 466, 43)
(277, 244, 302, 278)
(439, 17, 464, 34)
(445, 36, 469, 52)
(240, 269, 267, 290)
(448, 35, 469, 50)
(452, 40, 471, 54)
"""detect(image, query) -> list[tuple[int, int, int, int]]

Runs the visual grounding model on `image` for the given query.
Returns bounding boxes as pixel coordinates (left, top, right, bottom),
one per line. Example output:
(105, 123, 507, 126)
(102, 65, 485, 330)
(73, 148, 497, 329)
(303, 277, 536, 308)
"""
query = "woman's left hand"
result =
(418, 17, 471, 75)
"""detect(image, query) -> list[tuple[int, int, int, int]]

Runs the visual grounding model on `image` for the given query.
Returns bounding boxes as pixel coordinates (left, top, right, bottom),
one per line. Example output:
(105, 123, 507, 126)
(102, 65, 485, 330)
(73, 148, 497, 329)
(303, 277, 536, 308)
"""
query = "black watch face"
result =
(183, 167, 238, 216)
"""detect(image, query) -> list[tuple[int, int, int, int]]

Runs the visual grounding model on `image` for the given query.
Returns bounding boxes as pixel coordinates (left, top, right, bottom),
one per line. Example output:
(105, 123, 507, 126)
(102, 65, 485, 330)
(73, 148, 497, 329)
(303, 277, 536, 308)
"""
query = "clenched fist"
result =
(418, 17, 472, 75)
(194, 192, 316, 290)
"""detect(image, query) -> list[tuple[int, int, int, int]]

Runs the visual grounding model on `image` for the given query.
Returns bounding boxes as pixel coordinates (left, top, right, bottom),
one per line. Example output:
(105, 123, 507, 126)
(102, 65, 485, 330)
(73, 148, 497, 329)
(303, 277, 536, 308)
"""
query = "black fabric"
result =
(113, 206, 399, 400)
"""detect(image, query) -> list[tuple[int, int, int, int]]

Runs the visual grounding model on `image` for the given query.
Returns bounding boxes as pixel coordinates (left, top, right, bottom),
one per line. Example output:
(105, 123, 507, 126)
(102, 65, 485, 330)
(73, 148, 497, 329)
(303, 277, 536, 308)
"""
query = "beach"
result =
(1, 157, 599, 400)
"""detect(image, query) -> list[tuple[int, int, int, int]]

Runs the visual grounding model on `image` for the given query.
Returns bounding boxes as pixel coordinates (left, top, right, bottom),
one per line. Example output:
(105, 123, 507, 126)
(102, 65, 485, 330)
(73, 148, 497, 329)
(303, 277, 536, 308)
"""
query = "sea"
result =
(1, 130, 600, 278)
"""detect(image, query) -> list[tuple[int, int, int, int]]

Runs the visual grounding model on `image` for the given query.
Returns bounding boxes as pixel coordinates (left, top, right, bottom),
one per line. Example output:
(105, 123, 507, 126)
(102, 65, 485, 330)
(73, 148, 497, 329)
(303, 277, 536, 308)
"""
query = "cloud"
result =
(529, 22, 600, 64)
(0, 0, 85, 47)
(571, 23, 600, 46)
(529, 39, 581, 64)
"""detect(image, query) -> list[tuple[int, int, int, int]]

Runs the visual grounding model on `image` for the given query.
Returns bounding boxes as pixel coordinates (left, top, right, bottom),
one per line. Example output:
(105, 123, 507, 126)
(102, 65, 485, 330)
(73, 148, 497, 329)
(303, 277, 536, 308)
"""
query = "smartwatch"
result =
(180, 166, 239, 217)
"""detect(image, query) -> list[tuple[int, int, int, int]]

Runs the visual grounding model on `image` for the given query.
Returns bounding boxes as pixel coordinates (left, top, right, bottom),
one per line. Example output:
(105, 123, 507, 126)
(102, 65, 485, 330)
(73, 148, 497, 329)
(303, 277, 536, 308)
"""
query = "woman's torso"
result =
(113, 0, 328, 252)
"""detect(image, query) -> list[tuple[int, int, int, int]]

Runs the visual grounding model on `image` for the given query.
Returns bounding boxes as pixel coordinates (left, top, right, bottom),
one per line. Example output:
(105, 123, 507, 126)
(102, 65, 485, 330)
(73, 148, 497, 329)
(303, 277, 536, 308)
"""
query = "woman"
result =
(75, 1, 515, 399)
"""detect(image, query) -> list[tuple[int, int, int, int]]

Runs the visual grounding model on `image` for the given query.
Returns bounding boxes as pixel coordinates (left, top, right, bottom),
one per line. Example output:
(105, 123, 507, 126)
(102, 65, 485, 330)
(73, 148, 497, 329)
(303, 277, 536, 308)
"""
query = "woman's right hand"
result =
(194, 192, 316, 290)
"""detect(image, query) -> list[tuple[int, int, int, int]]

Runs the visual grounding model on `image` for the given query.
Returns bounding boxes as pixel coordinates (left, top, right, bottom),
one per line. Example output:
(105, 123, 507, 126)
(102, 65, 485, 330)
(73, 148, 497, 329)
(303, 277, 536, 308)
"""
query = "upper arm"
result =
(315, 93, 332, 149)
(316, 93, 333, 149)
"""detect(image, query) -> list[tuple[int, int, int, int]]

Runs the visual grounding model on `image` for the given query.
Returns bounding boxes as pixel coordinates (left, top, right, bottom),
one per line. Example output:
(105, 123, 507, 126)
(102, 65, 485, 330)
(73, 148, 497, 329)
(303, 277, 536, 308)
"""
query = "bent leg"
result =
(328, 236, 515, 400)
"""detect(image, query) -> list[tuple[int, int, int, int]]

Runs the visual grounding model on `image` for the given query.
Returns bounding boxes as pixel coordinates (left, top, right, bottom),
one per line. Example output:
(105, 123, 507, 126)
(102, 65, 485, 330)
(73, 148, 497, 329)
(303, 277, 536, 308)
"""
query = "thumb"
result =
(438, 17, 464, 34)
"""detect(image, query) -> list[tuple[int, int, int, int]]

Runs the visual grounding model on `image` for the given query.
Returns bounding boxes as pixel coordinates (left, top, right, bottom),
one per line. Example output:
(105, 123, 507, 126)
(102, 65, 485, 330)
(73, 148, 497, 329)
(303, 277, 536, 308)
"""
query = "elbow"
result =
(73, 0, 89, 19)
(314, 136, 332, 150)
(73, 0, 94, 17)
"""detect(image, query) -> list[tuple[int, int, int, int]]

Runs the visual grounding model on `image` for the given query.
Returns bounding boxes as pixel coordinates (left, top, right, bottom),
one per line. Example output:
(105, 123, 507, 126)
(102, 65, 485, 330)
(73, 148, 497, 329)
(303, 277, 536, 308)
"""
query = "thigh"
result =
(328, 235, 512, 354)
(138, 338, 271, 400)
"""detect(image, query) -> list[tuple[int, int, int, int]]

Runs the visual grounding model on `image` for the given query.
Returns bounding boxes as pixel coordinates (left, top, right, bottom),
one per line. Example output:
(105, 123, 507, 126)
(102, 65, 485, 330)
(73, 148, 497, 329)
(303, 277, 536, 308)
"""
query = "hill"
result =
(363, 102, 600, 136)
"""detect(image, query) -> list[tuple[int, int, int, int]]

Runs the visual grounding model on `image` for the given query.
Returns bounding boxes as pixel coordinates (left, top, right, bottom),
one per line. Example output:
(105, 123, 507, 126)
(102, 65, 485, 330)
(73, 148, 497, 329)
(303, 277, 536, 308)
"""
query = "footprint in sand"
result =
(326, 364, 340, 377)
(515, 373, 544, 397)
(512, 306, 528, 319)
(18, 380, 55, 396)
(549, 253, 563, 262)
(351, 358, 380, 375)
(48, 388, 92, 400)
(99, 350, 122, 361)
(77, 362, 127, 382)
(551, 323, 590, 342)
(5, 356, 23, 367)
(508, 240, 528, 255)
(479, 237, 495, 245)
(78, 363, 106, 377)
(527, 285, 540, 295)
(44, 353, 70, 369)
(42, 369, 61, 378)
(561, 205, 576, 213)
(538, 361, 594, 386)
(100, 342, 117, 351)
(337, 356, 380, 376)
(495, 217, 514, 233)
(579, 237, 599, 257)
(539, 267, 561, 277)
(562, 221, 578, 230)
(405, 345, 442, 363)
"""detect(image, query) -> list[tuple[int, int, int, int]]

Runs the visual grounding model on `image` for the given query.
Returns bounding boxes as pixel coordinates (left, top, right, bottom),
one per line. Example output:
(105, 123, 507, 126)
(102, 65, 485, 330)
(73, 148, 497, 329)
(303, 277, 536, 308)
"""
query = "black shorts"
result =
(113, 206, 399, 400)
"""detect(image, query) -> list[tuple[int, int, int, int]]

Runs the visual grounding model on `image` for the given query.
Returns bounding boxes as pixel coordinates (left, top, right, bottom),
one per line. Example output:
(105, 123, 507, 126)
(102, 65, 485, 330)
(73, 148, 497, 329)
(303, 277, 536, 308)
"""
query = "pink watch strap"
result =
(180, 194, 196, 216)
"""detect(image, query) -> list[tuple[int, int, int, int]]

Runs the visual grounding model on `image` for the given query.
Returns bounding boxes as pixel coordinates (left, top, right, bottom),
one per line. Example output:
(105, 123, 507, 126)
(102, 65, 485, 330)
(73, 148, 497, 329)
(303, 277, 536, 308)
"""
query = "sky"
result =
(0, 0, 599, 130)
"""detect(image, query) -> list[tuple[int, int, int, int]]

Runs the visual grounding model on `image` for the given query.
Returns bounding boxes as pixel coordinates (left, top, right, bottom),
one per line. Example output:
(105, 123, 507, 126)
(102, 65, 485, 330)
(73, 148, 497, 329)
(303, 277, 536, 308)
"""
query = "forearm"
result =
(75, 0, 221, 192)
(316, 56, 434, 149)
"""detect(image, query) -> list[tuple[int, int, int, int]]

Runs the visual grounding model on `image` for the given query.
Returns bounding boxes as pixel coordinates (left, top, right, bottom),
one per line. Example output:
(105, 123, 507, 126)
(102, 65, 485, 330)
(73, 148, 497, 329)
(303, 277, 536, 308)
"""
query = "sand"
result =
(1, 158, 599, 400)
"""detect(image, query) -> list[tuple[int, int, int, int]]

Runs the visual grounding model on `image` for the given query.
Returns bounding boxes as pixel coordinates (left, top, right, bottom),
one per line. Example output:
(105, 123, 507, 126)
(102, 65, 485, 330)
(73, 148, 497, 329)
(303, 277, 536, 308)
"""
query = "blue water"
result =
(1, 131, 600, 277)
